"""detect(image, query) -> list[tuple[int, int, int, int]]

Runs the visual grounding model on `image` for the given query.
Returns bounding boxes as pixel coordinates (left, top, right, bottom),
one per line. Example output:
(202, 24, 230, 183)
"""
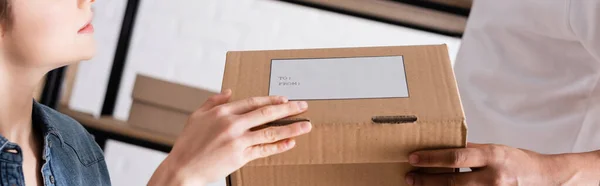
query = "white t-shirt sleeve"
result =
(570, 0, 600, 61)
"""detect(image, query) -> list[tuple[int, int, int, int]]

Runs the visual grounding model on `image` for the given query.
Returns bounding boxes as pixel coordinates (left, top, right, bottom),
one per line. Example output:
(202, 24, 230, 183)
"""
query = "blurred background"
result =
(36, 0, 470, 185)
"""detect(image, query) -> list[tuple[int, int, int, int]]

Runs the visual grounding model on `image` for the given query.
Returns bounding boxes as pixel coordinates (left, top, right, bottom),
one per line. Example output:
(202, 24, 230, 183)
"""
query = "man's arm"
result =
(558, 150, 600, 185)
(404, 143, 600, 186)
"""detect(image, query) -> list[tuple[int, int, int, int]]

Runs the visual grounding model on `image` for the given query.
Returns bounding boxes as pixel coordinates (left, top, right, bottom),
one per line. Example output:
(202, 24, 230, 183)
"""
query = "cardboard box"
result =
(128, 75, 217, 137)
(222, 45, 467, 186)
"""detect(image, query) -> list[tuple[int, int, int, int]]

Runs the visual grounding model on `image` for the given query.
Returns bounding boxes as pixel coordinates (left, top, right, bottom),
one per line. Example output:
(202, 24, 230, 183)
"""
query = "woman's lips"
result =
(78, 23, 94, 34)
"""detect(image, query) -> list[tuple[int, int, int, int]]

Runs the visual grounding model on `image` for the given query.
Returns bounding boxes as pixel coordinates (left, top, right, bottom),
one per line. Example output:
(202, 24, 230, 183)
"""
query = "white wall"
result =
(73, 0, 461, 185)
(113, 0, 461, 121)
(70, 0, 461, 120)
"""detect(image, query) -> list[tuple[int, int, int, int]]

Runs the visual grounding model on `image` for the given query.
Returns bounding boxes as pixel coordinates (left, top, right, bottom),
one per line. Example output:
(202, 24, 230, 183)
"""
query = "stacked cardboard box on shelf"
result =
(222, 45, 467, 186)
(128, 75, 217, 137)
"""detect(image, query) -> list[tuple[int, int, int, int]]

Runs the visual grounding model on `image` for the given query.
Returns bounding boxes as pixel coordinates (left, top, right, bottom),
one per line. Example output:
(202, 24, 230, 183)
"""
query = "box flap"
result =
(222, 45, 467, 165)
(132, 74, 217, 113)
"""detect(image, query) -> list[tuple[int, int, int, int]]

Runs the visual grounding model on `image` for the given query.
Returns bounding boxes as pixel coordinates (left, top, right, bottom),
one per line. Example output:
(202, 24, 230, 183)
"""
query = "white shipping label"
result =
(269, 56, 408, 100)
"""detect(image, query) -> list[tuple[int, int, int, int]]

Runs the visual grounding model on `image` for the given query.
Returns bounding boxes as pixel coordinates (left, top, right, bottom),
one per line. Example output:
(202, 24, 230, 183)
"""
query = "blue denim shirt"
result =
(0, 102, 110, 186)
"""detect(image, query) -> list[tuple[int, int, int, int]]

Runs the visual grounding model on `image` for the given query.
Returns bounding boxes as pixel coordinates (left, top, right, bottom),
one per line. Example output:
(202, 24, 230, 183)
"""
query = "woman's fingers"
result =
(245, 138, 297, 160)
(236, 101, 308, 130)
(197, 89, 232, 112)
(243, 121, 312, 146)
(219, 96, 288, 114)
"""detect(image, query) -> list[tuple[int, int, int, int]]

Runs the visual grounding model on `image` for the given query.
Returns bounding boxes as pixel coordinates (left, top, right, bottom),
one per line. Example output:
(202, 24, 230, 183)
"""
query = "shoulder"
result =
(34, 103, 106, 165)
(36, 103, 87, 135)
(34, 103, 111, 185)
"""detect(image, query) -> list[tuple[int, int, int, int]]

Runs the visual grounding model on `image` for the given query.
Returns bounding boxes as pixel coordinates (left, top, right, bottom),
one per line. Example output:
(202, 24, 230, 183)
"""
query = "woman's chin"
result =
(51, 49, 96, 68)
(71, 38, 97, 62)
(74, 46, 97, 62)
(79, 52, 95, 61)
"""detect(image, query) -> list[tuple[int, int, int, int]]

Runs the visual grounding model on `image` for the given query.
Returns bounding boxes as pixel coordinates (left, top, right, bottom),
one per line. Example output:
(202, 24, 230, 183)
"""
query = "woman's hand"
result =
(148, 89, 312, 186)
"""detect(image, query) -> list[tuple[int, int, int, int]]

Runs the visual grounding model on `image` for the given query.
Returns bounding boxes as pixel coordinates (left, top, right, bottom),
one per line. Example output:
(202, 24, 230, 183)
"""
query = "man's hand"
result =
(405, 143, 600, 186)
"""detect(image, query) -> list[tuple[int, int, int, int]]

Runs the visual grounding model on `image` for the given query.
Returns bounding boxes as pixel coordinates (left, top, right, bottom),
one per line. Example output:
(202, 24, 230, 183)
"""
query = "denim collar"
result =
(32, 101, 65, 144)
(0, 101, 65, 150)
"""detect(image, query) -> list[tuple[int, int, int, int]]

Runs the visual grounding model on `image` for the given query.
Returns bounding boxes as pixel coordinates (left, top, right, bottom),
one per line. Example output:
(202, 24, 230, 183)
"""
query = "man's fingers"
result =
(220, 96, 288, 114)
(409, 148, 488, 168)
(405, 172, 482, 186)
(244, 122, 312, 146)
(237, 101, 308, 129)
(245, 138, 296, 160)
(198, 89, 232, 111)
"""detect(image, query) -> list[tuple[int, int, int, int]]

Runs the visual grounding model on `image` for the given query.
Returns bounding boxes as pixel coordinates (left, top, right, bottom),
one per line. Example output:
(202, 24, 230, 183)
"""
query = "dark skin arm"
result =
(406, 143, 600, 186)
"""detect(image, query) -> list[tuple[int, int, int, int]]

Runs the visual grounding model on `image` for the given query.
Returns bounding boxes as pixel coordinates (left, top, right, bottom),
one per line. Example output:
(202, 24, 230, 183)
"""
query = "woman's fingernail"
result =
(405, 174, 415, 185)
(222, 89, 232, 94)
(409, 154, 419, 164)
(286, 139, 296, 149)
(280, 96, 289, 103)
(300, 122, 312, 132)
(297, 101, 308, 110)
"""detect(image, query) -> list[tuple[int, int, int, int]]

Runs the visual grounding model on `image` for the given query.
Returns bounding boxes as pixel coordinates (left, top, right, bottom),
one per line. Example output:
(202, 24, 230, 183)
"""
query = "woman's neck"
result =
(0, 61, 45, 144)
